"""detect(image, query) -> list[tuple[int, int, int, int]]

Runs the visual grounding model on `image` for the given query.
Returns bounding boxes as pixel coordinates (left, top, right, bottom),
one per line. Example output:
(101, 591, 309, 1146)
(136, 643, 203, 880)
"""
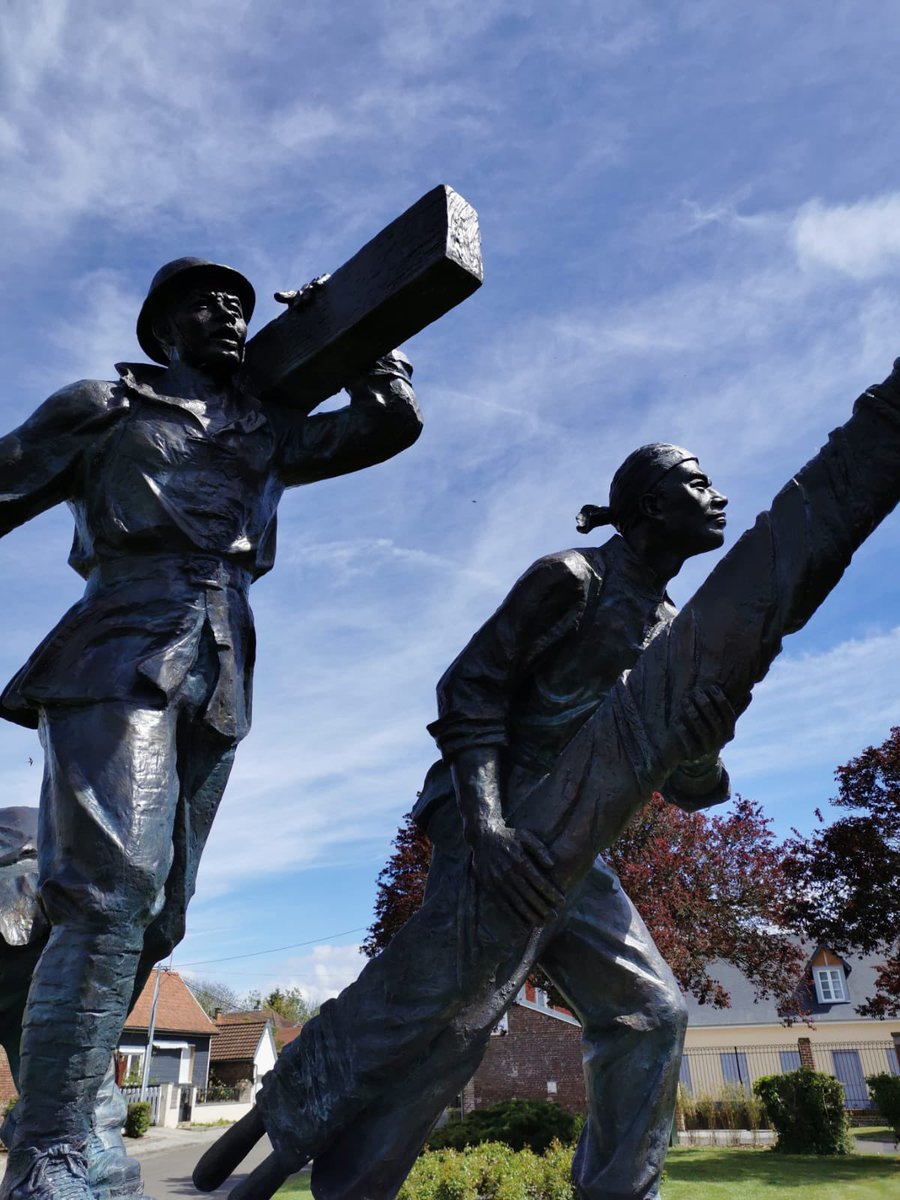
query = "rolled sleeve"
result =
(272, 352, 422, 487)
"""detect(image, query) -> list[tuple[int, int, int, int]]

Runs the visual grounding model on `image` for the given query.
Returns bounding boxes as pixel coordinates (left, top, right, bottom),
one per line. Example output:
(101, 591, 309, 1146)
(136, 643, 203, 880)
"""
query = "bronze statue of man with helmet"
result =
(0, 256, 423, 1200)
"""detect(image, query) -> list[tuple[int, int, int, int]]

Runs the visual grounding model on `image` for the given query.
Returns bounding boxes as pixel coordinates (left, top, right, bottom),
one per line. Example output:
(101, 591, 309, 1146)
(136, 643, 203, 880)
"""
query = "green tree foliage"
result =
(783, 726, 900, 1017)
(866, 1074, 900, 1141)
(426, 1100, 582, 1155)
(753, 1068, 853, 1155)
(252, 985, 319, 1026)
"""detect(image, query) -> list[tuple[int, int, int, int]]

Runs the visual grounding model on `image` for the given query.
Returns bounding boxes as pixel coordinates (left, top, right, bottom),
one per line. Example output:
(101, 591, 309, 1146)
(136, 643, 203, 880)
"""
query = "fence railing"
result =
(120, 1084, 162, 1125)
(195, 1084, 247, 1104)
(681, 1041, 899, 1110)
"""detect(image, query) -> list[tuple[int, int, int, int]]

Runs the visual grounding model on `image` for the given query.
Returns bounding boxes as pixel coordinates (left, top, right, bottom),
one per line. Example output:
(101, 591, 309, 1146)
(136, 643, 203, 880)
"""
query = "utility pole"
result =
(140, 964, 165, 1101)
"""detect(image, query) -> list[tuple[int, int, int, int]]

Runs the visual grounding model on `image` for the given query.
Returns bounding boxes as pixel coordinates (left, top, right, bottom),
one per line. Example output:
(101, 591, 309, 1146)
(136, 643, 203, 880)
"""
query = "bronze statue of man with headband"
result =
(201, 440, 737, 1200)
(201, 349, 900, 1200)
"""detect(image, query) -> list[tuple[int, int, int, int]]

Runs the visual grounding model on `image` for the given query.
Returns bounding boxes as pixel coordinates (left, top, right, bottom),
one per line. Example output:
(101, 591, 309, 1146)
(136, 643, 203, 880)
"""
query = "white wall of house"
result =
(252, 1026, 277, 1096)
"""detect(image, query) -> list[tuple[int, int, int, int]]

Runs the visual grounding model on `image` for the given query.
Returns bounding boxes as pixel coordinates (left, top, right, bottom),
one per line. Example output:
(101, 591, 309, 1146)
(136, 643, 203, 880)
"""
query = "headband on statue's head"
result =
(576, 443, 697, 534)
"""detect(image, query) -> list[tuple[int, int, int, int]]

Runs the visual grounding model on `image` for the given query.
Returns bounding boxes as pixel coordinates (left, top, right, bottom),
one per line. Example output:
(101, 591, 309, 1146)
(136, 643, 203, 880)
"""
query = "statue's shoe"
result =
(0, 1142, 94, 1200)
(86, 1135, 152, 1200)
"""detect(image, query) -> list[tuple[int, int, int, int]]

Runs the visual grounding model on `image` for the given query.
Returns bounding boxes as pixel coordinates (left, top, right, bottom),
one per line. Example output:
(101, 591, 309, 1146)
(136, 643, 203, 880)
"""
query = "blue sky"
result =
(3, 1, 900, 1002)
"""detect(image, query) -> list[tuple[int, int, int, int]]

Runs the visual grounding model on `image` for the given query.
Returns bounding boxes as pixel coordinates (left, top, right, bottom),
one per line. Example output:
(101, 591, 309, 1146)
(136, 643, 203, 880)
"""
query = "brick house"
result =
(462, 982, 586, 1115)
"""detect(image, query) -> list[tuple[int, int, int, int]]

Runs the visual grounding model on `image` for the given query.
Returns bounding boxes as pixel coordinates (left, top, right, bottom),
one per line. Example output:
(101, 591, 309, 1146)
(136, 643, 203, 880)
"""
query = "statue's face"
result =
(160, 285, 247, 374)
(649, 458, 728, 556)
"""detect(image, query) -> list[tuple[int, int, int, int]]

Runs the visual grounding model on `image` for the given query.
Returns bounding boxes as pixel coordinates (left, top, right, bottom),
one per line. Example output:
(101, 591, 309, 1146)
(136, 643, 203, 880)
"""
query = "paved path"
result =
(0, 1128, 308, 1199)
(133, 1127, 308, 1199)
(853, 1136, 899, 1156)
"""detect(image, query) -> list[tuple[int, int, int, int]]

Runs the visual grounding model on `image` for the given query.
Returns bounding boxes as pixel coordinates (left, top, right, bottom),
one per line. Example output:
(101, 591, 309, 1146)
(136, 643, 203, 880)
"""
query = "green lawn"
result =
(854, 1125, 897, 1144)
(276, 1174, 312, 1197)
(662, 1146, 900, 1199)
(274, 1146, 900, 1199)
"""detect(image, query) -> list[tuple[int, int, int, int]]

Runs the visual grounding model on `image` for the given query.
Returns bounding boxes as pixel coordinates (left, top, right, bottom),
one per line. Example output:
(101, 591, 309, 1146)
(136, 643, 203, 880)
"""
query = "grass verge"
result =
(662, 1145, 899, 1198)
(273, 1144, 900, 1199)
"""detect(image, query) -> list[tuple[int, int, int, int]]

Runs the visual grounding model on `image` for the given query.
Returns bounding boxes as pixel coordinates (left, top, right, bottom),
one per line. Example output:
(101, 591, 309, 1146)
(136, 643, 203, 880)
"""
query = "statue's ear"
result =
(638, 491, 662, 521)
(152, 315, 175, 360)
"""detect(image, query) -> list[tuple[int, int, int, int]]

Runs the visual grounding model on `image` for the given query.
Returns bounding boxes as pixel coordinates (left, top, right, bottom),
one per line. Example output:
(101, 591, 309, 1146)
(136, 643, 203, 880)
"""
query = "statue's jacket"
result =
(416, 533, 729, 832)
(0, 358, 421, 739)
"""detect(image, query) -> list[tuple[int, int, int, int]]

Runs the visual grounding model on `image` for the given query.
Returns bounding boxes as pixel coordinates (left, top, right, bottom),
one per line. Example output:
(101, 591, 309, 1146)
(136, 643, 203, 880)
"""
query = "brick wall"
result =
(469, 1002, 586, 1115)
(0, 1048, 17, 1105)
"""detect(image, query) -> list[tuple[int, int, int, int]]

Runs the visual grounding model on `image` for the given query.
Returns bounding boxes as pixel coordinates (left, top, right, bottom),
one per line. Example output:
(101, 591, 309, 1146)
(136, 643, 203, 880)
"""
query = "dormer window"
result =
(814, 965, 848, 1004)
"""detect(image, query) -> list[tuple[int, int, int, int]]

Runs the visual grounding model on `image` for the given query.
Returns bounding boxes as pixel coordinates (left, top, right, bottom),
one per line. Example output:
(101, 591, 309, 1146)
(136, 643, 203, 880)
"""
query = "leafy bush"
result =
(866, 1073, 900, 1141)
(427, 1101, 582, 1156)
(397, 1140, 574, 1200)
(753, 1068, 852, 1154)
(124, 1101, 152, 1139)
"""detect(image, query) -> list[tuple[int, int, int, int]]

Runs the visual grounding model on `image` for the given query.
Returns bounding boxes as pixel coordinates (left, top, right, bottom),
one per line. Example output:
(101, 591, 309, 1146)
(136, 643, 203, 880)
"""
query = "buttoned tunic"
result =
(0, 357, 421, 740)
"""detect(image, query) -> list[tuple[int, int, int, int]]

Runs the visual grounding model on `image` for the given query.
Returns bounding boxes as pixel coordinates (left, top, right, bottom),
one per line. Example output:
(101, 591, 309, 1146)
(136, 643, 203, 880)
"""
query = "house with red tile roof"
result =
(0, 968, 217, 1105)
(117, 969, 218, 1091)
(209, 1010, 278, 1098)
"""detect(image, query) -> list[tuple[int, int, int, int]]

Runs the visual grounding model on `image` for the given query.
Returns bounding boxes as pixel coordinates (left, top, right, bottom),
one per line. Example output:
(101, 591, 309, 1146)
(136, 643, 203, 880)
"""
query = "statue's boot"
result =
(85, 1065, 152, 1200)
(3, 1066, 151, 1200)
(0, 1141, 93, 1200)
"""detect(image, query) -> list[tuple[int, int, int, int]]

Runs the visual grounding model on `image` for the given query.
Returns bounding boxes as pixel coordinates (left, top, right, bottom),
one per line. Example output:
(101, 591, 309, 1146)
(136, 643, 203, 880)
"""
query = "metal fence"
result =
(681, 1041, 899, 1110)
(195, 1083, 246, 1104)
(120, 1084, 162, 1125)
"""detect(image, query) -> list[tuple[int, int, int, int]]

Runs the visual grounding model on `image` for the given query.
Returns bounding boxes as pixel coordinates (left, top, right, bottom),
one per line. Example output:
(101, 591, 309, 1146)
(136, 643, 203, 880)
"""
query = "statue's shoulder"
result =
(32, 377, 126, 433)
(504, 548, 599, 619)
(42, 377, 119, 416)
(528, 546, 600, 590)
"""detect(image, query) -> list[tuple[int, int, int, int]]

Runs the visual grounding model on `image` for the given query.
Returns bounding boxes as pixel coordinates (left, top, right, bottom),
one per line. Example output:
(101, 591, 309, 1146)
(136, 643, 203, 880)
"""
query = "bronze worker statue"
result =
(198, 354, 900, 1200)
(0, 183, 484, 1200)
(0, 256, 420, 1200)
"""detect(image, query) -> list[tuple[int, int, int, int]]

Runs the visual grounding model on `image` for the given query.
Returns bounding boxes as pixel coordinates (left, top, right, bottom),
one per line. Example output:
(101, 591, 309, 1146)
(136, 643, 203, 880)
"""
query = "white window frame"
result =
(152, 1038, 194, 1083)
(120, 1050, 144, 1082)
(814, 965, 848, 1004)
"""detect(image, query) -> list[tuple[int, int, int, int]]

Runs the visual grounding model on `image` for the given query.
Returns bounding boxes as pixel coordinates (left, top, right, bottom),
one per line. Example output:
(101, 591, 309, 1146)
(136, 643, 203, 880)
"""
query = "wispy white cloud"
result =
(279, 942, 367, 1004)
(793, 194, 900, 280)
(734, 621, 900, 760)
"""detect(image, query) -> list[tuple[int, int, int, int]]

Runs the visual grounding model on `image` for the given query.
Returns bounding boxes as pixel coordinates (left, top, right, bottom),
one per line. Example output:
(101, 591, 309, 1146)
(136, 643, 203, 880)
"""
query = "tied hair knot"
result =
(576, 504, 613, 534)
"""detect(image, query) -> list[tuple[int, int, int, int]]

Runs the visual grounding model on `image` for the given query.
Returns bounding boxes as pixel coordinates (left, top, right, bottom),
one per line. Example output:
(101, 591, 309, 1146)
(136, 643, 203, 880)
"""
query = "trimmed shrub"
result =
(866, 1073, 900, 1141)
(754, 1068, 852, 1154)
(124, 1101, 152, 1139)
(397, 1141, 573, 1200)
(427, 1100, 582, 1156)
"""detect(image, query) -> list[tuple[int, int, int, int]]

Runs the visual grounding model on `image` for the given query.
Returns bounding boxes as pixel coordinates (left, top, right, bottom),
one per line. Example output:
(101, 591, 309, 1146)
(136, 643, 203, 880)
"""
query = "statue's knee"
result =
(143, 910, 186, 964)
(651, 984, 688, 1044)
(40, 872, 163, 936)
